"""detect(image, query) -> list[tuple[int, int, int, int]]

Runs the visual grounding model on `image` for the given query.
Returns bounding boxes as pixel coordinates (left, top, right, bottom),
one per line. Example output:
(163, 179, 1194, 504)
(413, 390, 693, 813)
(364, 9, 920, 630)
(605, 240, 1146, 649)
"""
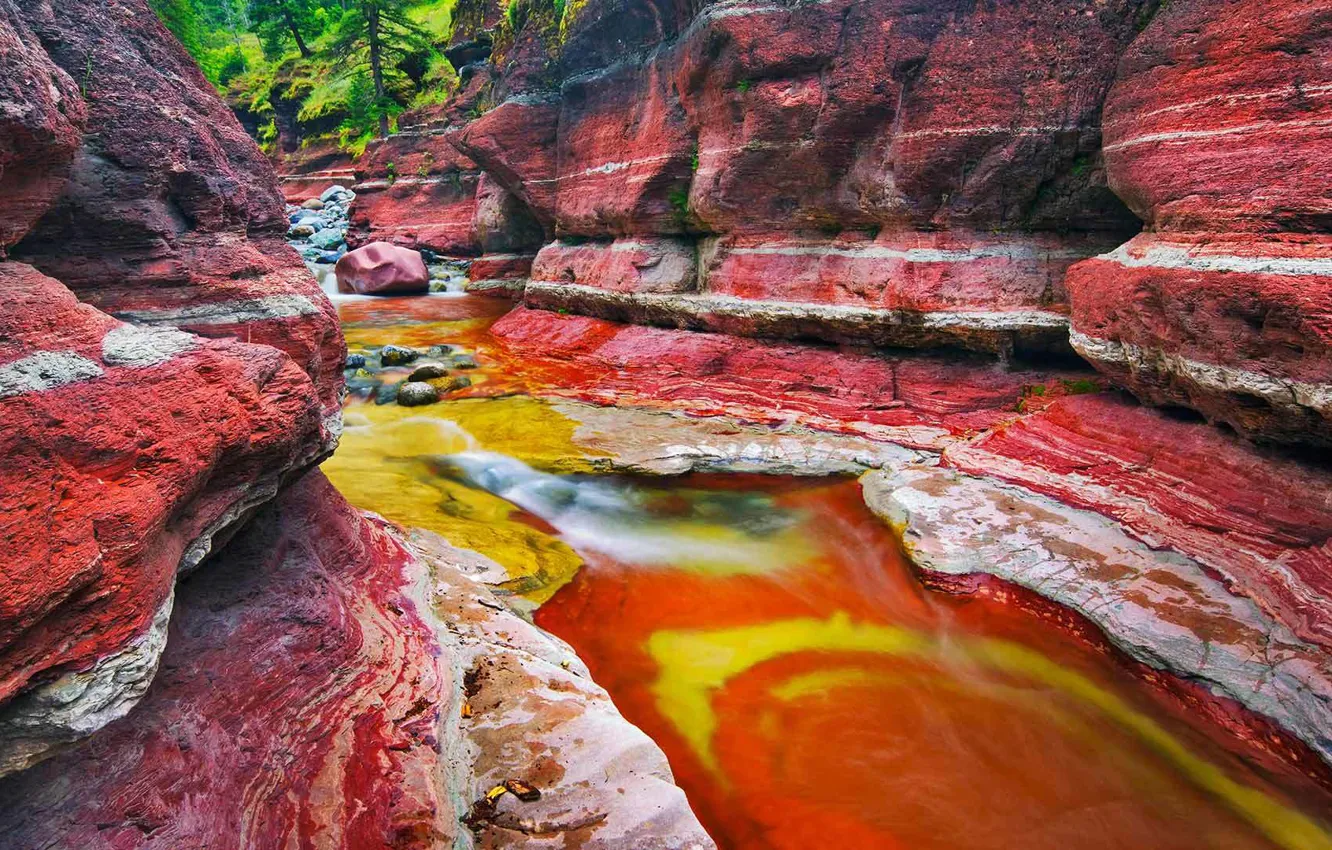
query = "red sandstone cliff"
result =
(0, 0, 342, 772)
(299, 0, 1329, 446)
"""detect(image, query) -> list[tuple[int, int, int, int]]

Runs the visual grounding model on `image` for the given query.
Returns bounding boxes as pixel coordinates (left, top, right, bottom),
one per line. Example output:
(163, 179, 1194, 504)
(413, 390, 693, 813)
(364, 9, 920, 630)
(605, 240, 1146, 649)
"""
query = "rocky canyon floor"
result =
(310, 291, 1332, 848)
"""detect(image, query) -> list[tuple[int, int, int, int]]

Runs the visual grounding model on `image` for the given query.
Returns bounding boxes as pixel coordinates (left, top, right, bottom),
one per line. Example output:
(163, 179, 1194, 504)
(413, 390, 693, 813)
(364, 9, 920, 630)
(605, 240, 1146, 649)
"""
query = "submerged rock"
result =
(379, 344, 420, 367)
(397, 381, 440, 406)
(407, 363, 451, 381)
(309, 228, 345, 251)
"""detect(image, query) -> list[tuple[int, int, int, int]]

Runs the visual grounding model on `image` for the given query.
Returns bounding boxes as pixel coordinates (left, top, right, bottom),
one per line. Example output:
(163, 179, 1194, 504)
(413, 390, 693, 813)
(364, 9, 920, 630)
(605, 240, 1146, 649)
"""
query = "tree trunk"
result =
(285, 8, 311, 57)
(368, 6, 389, 138)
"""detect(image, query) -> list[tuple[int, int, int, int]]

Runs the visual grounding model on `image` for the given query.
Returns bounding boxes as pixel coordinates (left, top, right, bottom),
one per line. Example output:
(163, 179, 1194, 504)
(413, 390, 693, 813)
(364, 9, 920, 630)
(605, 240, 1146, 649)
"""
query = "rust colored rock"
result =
(439, 0, 1150, 344)
(0, 0, 342, 772)
(7, 0, 344, 416)
(0, 475, 717, 849)
(490, 306, 1087, 450)
(555, 58, 694, 236)
(1067, 233, 1332, 445)
(0, 264, 330, 775)
(449, 96, 561, 232)
(347, 134, 483, 254)
(335, 242, 430, 295)
(700, 231, 1113, 313)
(532, 237, 698, 293)
(1066, 0, 1332, 445)
(0, 0, 85, 250)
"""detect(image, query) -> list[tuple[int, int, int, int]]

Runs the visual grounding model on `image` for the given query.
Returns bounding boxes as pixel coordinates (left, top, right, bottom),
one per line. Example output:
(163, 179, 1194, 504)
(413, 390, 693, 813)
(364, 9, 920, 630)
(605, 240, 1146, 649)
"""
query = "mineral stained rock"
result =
(335, 241, 431, 295)
(0, 474, 716, 850)
(0, 0, 342, 771)
(0, 264, 329, 776)
(1064, 0, 1332, 446)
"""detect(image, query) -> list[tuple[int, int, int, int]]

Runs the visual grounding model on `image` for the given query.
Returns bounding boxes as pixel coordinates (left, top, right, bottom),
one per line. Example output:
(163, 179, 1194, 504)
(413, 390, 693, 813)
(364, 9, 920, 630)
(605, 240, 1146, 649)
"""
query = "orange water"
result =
(331, 296, 1332, 850)
(533, 476, 1332, 850)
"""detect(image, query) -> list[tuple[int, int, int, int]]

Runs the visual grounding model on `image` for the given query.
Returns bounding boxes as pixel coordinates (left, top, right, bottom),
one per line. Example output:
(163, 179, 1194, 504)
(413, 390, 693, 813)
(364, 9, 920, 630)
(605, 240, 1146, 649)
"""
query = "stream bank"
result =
(319, 290, 1332, 850)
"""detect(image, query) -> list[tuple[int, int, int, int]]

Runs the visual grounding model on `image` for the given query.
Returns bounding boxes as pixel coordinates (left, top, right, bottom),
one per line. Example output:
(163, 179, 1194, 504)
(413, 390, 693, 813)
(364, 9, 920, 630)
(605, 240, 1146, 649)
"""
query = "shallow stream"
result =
(323, 293, 1332, 850)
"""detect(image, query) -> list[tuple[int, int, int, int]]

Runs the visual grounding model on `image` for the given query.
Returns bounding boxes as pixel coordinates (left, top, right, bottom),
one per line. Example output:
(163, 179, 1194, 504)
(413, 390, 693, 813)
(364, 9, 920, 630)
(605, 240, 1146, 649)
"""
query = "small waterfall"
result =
(431, 450, 810, 573)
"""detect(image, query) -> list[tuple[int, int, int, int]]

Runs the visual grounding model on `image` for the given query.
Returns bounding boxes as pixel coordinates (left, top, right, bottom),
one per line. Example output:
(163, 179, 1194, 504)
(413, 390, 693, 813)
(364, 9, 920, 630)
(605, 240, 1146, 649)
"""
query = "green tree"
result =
(249, 0, 325, 57)
(149, 0, 204, 55)
(328, 0, 432, 137)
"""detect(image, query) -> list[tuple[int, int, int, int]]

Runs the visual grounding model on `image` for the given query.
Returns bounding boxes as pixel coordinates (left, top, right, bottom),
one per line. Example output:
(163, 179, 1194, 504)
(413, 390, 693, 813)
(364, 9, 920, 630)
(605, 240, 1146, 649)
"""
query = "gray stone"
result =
(408, 363, 450, 382)
(320, 185, 354, 203)
(309, 228, 345, 251)
(397, 381, 439, 407)
(0, 351, 104, 399)
(344, 353, 367, 370)
(100, 324, 196, 367)
(287, 224, 315, 239)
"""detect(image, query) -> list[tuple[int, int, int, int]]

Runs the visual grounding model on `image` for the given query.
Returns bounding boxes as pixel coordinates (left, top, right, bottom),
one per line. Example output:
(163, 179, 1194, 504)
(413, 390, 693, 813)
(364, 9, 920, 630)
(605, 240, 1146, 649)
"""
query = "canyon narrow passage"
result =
(323, 291, 1332, 850)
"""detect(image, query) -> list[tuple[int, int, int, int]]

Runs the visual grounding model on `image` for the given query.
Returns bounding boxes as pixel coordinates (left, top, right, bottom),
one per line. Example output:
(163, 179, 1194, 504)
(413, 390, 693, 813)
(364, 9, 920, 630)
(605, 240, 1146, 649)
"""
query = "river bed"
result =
(322, 293, 1332, 850)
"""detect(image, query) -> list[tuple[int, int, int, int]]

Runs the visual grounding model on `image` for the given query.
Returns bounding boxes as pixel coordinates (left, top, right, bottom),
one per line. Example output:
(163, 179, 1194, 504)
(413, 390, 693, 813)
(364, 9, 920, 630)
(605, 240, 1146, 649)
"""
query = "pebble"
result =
(425, 344, 455, 358)
(374, 383, 399, 405)
(309, 228, 346, 250)
(408, 363, 451, 382)
(427, 374, 473, 394)
(301, 198, 325, 210)
(320, 185, 355, 203)
(379, 345, 420, 367)
(345, 353, 367, 370)
(397, 381, 440, 407)
(288, 224, 315, 239)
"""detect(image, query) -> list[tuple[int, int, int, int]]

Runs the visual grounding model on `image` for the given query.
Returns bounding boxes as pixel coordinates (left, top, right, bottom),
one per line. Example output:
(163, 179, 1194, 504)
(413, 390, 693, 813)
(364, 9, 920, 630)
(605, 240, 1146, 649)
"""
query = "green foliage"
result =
(1060, 378, 1102, 395)
(149, 0, 205, 55)
(735, 79, 751, 93)
(149, 0, 462, 156)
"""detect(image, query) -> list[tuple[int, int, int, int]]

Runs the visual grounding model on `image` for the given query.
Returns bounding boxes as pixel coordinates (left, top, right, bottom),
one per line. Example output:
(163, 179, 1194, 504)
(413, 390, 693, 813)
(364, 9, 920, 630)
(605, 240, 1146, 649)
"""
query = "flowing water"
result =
(323, 294, 1332, 850)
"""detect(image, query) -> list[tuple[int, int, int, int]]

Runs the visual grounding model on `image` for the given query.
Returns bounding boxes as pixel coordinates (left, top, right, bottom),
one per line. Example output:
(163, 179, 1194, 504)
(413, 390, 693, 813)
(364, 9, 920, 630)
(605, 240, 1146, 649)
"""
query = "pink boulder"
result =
(334, 242, 430, 295)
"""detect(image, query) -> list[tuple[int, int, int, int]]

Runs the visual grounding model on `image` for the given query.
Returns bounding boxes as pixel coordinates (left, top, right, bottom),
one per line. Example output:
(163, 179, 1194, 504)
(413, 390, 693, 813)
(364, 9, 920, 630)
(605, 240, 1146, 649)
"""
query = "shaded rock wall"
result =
(0, 473, 717, 850)
(434, 0, 1154, 355)
(421, 0, 1330, 445)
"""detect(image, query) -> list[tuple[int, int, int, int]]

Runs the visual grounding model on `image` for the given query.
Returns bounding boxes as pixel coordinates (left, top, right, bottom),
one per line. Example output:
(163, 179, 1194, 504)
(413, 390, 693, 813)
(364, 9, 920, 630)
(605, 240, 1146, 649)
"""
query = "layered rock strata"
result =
(1064, 0, 1332, 446)
(442, 0, 1150, 351)
(0, 474, 715, 850)
(0, 0, 341, 772)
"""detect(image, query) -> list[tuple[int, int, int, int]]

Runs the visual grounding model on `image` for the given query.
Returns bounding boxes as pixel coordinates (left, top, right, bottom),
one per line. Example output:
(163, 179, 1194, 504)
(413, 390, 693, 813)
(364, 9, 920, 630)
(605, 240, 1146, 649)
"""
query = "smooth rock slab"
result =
(409, 531, 718, 850)
(862, 465, 1332, 766)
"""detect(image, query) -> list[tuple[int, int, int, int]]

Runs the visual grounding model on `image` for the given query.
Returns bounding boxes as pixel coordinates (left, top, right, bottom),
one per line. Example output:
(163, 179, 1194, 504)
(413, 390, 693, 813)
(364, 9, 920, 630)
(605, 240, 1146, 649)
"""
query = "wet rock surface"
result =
(864, 464, 1332, 767)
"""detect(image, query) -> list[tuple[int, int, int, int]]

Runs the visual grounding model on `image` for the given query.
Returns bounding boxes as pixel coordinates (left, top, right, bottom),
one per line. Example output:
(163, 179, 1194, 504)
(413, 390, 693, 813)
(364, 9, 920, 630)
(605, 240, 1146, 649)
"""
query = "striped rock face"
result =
(0, 265, 331, 776)
(1067, 0, 1332, 445)
(1067, 233, 1332, 445)
(347, 133, 484, 256)
(0, 0, 343, 773)
(445, 0, 1151, 348)
(0, 474, 717, 850)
